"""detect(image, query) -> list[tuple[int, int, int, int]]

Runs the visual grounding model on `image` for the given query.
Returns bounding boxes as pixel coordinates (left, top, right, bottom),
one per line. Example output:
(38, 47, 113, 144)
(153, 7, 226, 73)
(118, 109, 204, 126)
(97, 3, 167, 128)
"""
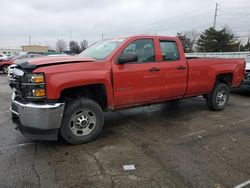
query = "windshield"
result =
(79, 39, 124, 60)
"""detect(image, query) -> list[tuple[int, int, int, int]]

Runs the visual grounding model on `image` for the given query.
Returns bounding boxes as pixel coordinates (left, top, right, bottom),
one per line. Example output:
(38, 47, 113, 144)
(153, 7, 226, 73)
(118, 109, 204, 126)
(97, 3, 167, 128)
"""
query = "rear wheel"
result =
(206, 82, 229, 111)
(60, 98, 104, 144)
(2, 65, 9, 74)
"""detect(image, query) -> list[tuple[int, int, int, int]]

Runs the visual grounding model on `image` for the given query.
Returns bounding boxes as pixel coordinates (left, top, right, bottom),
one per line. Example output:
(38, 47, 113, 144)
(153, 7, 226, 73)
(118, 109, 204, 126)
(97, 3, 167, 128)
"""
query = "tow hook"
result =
(15, 126, 20, 131)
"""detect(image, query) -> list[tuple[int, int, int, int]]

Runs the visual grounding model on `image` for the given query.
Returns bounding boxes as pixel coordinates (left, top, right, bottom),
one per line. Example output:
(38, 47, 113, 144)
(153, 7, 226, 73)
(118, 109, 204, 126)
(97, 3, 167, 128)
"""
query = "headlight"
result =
(21, 73, 46, 99)
(21, 73, 45, 83)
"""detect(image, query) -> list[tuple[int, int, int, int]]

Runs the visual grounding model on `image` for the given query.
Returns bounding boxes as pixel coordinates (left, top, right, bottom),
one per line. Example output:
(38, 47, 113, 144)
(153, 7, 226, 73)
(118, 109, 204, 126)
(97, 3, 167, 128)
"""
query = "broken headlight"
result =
(20, 73, 46, 99)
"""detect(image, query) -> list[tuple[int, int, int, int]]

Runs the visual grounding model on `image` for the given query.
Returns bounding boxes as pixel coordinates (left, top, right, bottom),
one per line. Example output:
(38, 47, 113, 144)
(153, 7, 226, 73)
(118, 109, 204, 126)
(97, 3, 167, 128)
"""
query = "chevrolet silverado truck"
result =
(9, 35, 245, 144)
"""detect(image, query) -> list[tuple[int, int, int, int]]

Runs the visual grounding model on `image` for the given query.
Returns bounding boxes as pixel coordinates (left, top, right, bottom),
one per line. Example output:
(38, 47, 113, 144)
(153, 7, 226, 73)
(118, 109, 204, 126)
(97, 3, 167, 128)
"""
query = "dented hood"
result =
(14, 56, 96, 70)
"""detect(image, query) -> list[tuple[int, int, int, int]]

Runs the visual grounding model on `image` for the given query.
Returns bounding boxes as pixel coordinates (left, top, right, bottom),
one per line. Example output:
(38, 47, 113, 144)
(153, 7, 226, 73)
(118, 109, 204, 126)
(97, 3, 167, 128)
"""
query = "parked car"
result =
(1, 53, 45, 74)
(0, 59, 13, 74)
(0, 54, 8, 61)
(9, 35, 245, 144)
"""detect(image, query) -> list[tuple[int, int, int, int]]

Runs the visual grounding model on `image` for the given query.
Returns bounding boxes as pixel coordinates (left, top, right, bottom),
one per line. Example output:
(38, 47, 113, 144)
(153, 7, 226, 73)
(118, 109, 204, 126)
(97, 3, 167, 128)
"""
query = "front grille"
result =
(9, 68, 24, 99)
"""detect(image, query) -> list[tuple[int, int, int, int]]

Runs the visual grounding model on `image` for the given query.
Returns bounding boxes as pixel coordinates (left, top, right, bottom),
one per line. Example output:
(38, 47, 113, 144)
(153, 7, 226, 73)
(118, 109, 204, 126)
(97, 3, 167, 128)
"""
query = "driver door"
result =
(112, 38, 162, 107)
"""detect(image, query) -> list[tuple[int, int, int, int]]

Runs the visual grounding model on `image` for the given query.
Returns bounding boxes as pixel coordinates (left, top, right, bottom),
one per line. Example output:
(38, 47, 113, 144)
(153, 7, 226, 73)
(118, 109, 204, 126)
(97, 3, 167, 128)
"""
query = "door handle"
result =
(149, 67, 160, 72)
(177, 65, 186, 70)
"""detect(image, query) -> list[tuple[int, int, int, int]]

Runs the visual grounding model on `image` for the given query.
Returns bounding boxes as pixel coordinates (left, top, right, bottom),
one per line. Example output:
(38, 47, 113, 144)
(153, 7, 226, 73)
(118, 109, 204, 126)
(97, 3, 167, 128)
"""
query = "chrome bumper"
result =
(10, 94, 65, 130)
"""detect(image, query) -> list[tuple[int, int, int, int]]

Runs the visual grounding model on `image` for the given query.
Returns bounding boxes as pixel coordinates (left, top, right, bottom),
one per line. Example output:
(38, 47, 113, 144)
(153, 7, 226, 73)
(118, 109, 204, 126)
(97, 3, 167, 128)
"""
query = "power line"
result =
(220, 2, 250, 5)
(215, 2, 250, 37)
(106, 4, 214, 36)
(125, 15, 212, 34)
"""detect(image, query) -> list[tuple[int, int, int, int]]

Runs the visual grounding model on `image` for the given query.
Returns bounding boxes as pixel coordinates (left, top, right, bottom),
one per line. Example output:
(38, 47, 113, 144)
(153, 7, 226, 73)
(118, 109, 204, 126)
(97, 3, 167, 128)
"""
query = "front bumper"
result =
(10, 94, 65, 140)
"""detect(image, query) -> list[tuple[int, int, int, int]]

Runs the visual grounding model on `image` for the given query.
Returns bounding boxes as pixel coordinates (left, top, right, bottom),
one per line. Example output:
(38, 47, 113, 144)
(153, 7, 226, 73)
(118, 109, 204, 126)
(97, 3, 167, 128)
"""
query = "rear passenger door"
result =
(159, 40, 188, 99)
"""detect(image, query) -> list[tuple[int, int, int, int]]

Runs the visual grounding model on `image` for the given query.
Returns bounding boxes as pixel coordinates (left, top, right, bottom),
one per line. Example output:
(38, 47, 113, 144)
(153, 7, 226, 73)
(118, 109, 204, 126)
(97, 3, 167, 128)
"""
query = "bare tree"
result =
(177, 32, 192, 53)
(69, 40, 81, 54)
(55, 39, 67, 52)
(80, 40, 88, 51)
(177, 30, 199, 52)
(185, 30, 199, 52)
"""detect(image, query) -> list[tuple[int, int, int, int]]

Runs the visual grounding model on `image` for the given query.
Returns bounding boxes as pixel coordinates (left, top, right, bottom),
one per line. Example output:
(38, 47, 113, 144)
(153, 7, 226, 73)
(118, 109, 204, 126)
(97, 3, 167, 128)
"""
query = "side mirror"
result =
(117, 52, 138, 64)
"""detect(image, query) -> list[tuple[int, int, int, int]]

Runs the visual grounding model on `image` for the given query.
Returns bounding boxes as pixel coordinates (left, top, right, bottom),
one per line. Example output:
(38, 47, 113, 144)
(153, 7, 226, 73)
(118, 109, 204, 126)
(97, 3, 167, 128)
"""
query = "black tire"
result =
(60, 98, 104, 144)
(206, 82, 230, 111)
(2, 65, 9, 74)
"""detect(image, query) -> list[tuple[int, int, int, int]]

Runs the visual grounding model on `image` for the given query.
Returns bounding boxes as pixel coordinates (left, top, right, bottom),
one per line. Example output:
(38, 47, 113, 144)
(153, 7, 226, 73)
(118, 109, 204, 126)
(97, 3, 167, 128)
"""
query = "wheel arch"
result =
(215, 73, 233, 86)
(60, 84, 108, 110)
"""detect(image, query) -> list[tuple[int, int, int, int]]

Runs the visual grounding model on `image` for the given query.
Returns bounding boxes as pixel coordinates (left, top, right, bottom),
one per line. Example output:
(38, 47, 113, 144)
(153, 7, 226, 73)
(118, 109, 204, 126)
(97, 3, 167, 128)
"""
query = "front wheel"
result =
(206, 82, 230, 111)
(60, 98, 104, 144)
(2, 65, 9, 74)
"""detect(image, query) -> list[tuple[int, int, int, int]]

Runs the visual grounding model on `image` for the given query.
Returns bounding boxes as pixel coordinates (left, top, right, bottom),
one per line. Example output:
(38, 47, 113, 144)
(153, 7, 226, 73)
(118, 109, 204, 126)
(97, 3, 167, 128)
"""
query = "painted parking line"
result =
(181, 130, 206, 138)
(0, 142, 36, 150)
(235, 179, 250, 188)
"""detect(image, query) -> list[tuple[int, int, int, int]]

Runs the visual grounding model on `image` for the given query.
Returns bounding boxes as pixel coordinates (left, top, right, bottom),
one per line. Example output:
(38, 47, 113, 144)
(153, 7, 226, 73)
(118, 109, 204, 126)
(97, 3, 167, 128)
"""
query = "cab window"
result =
(122, 39, 155, 63)
(160, 40, 180, 61)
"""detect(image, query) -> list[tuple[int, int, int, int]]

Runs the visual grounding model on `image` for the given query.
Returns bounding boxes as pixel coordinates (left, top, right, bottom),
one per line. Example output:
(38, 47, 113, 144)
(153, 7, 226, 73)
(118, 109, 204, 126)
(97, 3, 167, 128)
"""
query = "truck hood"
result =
(15, 56, 96, 71)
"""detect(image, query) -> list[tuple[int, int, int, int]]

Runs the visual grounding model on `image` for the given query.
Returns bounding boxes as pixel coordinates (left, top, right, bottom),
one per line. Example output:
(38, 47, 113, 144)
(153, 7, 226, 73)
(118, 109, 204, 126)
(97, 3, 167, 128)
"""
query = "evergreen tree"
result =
(196, 27, 239, 52)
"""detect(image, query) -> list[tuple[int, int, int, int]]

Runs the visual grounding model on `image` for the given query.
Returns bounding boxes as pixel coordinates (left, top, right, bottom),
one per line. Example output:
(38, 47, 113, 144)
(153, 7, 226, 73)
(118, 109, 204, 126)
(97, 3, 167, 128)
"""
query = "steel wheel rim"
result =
(216, 89, 227, 106)
(69, 109, 96, 136)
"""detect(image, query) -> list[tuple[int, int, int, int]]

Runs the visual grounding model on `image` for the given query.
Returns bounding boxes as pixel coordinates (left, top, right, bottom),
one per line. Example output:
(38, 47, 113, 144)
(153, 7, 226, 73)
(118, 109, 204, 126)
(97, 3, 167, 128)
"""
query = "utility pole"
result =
(29, 35, 31, 45)
(213, 3, 218, 29)
(238, 40, 241, 52)
(248, 36, 250, 51)
(70, 26, 72, 42)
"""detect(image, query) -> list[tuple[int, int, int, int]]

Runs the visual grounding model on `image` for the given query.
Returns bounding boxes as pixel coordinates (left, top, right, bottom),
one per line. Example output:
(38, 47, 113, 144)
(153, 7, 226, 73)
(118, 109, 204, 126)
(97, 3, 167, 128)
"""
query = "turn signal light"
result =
(32, 75, 44, 83)
(33, 89, 46, 97)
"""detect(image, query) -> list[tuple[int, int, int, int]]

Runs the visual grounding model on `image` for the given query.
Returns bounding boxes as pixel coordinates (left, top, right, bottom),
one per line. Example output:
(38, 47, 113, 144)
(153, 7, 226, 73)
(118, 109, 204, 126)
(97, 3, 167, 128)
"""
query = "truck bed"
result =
(185, 58, 245, 96)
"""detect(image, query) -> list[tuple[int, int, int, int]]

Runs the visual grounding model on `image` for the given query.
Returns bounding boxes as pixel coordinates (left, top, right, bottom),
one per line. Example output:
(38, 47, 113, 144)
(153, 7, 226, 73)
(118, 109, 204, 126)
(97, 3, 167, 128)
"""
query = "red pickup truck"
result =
(9, 35, 245, 144)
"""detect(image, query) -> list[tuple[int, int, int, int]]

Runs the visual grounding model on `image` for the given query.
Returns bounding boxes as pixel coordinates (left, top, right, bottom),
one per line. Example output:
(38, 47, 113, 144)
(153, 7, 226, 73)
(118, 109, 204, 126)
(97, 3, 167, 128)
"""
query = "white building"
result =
(0, 48, 21, 56)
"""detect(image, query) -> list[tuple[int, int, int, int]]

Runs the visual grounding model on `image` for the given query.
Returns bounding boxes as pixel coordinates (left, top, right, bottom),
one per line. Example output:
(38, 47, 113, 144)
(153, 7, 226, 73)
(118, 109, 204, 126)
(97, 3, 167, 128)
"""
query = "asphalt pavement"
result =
(0, 74, 250, 188)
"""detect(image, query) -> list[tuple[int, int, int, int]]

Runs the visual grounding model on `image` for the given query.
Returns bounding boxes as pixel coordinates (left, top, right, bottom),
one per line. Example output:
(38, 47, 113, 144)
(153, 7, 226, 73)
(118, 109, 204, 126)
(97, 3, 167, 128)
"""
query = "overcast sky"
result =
(0, 0, 249, 49)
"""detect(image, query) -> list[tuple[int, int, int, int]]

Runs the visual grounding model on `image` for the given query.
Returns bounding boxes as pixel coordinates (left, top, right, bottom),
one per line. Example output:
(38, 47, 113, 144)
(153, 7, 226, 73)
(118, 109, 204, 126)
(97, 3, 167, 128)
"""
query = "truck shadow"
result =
(37, 98, 208, 146)
(101, 98, 207, 137)
(231, 87, 250, 97)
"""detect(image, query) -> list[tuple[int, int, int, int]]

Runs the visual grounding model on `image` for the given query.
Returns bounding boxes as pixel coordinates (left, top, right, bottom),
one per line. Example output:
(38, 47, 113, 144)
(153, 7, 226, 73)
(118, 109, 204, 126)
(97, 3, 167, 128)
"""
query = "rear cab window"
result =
(159, 40, 180, 61)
